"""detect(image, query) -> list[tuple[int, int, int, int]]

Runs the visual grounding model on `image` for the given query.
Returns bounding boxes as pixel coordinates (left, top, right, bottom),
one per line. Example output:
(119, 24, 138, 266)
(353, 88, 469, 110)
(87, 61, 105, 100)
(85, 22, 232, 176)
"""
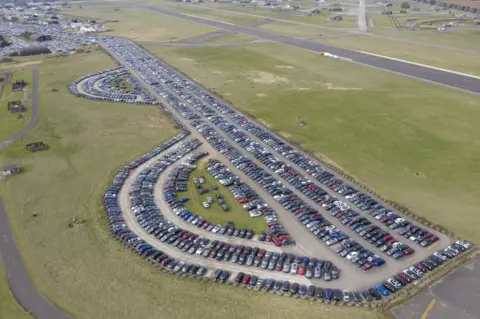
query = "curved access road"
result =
(0, 66, 75, 318)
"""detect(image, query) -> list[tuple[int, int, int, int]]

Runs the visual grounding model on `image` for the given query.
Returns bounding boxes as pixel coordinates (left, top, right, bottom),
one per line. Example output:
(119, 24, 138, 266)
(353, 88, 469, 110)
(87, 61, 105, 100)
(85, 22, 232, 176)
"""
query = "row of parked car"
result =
(95, 37, 474, 302)
(163, 161, 256, 240)
(69, 66, 158, 104)
(133, 148, 337, 280)
(208, 115, 414, 259)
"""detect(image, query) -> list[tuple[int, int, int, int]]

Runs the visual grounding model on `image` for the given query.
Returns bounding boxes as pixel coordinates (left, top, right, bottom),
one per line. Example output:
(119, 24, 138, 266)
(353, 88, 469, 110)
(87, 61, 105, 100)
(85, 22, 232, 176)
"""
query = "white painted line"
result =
(182, 13, 235, 26)
(357, 50, 480, 80)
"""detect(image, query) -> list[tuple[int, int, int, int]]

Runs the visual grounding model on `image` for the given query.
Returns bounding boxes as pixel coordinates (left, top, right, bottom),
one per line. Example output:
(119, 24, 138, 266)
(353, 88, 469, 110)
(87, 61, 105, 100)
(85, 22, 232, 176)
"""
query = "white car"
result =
(212, 225, 221, 233)
(342, 290, 350, 302)
(346, 251, 358, 261)
(409, 267, 423, 277)
(456, 240, 470, 249)
(206, 197, 213, 204)
(394, 218, 405, 223)
(388, 278, 402, 288)
(202, 202, 210, 208)
(249, 210, 262, 218)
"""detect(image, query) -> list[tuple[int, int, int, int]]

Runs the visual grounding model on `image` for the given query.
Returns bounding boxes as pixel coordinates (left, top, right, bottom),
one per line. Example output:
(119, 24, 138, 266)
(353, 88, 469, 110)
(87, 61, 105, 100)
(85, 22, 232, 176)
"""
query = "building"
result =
(7, 100, 27, 113)
(26, 141, 47, 152)
(12, 79, 26, 91)
(10, 46, 52, 56)
(29, 33, 52, 41)
(0, 165, 22, 177)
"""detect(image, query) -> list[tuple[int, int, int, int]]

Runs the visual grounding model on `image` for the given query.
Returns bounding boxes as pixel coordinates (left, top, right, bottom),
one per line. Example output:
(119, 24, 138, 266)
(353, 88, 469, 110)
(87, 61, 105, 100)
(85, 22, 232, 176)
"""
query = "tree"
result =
(401, 1, 410, 8)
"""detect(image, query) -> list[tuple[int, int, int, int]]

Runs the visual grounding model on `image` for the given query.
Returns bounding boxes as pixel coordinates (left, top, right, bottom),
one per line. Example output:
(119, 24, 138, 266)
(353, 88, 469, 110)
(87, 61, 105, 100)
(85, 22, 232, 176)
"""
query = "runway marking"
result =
(357, 50, 480, 80)
(420, 299, 436, 319)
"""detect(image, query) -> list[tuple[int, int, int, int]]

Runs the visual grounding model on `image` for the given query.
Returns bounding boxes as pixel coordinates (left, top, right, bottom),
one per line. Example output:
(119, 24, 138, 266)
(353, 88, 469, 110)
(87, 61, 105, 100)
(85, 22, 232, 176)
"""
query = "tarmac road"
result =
(123, 2, 480, 94)
(0, 66, 74, 318)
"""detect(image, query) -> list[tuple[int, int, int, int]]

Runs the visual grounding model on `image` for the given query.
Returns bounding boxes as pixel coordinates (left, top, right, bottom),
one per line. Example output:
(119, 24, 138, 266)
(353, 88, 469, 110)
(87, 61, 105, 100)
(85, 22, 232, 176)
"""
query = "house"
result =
(26, 141, 48, 152)
(7, 100, 27, 113)
(12, 79, 26, 91)
(0, 165, 22, 177)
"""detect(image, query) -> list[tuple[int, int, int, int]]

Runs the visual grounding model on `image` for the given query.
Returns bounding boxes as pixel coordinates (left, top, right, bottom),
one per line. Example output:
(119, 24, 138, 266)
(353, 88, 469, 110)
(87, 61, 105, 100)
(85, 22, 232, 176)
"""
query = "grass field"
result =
(182, 164, 266, 233)
(146, 42, 480, 243)
(287, 13, 359, 28)
(206, 33, 257, 44)
(60, 6, 216, 42)
(168, 4, 259, 25)
(258, 21, 348, 37)
(316, 33, 480, 75)
(0, 68, 31, 144)
(373, 27, 480, 51)
(0, 49, 385, 319)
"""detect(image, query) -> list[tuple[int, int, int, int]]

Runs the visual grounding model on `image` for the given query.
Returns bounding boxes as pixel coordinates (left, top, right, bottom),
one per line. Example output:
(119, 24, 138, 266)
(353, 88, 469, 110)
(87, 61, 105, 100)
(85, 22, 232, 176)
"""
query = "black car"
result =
(316, 287, 324, 299)
(281, 281, 290, 292)
(290, 283, 299, 294)
(234, 272, 244, 283)
(220, 270, 230, 282)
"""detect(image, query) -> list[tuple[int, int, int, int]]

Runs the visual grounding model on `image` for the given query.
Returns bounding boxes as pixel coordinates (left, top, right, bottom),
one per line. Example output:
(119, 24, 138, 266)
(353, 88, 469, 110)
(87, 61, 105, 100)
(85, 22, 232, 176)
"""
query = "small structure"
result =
(12, 80, 27, 91)
(7, 100, 27, 113)
(29, 33, 52, 42)
(381, 10, 393, 15)
(329, 15, 343, 20)
(0, 165, 22, 177)
(26, 141, 48, 152)
(10, 46, 52, 57)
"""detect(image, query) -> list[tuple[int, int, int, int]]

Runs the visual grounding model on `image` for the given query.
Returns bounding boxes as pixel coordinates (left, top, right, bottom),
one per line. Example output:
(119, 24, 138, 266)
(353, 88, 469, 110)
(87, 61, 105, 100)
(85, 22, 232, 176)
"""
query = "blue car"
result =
(325, 288, 332, 300)
(375, 284, 389, 296)
(374, 258, 385, 267)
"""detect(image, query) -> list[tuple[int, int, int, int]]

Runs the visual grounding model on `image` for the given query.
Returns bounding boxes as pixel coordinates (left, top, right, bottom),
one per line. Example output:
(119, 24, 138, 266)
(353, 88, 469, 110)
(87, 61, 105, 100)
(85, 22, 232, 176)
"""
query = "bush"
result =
(401, 1, 411, 8)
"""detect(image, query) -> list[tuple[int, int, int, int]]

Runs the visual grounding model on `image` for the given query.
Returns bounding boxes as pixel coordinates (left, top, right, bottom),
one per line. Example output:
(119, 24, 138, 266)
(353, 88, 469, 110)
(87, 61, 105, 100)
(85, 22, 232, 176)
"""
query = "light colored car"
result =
(212, 224, 221, 233)
(207, 197, 213, 204)
(290, 263, 298, 274)
(342, 290, 350, 302)
(202, 202, 210, 208)
(388, 278, 402, 288)
(433, 252, 447, 261)
(346, 251, 358, 260)
(456, 240, 470, 249)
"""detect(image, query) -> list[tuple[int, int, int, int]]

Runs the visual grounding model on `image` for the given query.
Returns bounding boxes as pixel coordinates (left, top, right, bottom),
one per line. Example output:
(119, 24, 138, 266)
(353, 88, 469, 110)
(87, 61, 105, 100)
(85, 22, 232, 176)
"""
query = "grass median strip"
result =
(181, 163, 266, 234)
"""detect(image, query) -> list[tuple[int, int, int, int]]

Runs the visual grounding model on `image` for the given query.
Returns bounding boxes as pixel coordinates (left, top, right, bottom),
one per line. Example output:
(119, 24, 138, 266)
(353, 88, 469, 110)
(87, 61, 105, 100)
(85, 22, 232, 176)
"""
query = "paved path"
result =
(0, 66, 74, 319)
(123, 2, 480, 94)
(392, 254, 480, 319)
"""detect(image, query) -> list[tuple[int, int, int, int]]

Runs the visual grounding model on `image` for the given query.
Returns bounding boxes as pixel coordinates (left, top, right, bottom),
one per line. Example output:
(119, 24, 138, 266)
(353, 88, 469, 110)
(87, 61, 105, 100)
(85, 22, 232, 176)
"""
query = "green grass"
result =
(0, 257, 32, 319)
(316, 34, 480, 75)
(206, 33, 257, 44)
(168, 4, 259, 25)
(287, 13, 358, 28)
(0, 68, 32, 143)
(258, 21, 347, 37)
(182, 164, 266, 233)
(145, 42, 480, 243)
(109, 75, 134, 91)
(372, 27, 480, 51)
(0, 48, 386, 319)
(60, 6, 217, 42)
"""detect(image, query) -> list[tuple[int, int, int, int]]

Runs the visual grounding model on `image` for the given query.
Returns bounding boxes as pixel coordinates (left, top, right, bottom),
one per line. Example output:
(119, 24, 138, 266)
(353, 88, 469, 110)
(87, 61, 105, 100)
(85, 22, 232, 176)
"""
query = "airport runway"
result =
(123, 2, 480, 94)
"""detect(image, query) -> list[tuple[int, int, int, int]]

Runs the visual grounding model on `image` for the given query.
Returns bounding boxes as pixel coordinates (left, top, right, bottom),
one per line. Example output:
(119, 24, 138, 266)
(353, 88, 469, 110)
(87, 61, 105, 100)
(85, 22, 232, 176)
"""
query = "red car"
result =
(362, 263, 373, 271)
(242, 275, 251, 285)
(384, 235, 393, 241)
(403, 248, 414, 255)
(398, 272, 412, 283)
(297, 264, 306, 276)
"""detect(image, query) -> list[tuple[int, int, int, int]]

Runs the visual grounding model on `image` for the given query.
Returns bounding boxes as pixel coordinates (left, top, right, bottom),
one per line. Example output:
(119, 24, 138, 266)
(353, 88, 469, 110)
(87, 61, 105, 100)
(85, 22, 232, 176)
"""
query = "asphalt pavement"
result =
(392, 254, 480, 319)
(0, 66, 74, 318)
(123, 2, 480, 94)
